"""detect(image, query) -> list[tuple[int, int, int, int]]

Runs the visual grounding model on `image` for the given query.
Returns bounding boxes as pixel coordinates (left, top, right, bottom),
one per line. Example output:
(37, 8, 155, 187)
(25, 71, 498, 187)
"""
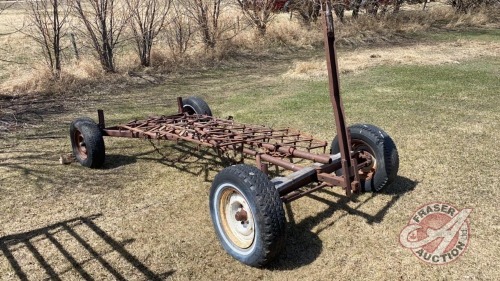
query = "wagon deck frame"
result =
(97, 102, 368, 202)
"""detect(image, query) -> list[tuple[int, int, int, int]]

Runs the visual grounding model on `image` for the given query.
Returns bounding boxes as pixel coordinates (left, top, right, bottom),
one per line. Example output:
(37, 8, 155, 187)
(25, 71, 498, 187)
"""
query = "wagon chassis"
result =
(97, 101, 368, 202)
(69, 1, 398, 267)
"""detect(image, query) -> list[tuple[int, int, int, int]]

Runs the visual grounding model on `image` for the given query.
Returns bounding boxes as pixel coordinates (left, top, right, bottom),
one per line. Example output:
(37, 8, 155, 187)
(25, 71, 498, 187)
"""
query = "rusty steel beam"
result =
(323, 1, 359, 195)
(242, 148, 303, 172)
(281, 183, 330, 203)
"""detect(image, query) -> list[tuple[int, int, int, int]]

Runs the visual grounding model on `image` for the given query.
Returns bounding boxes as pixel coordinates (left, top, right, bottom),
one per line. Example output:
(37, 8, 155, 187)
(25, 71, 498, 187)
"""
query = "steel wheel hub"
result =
(219, 188, 255, 249)
(74, 130, 88, 159)
(353, 141, 377, 180)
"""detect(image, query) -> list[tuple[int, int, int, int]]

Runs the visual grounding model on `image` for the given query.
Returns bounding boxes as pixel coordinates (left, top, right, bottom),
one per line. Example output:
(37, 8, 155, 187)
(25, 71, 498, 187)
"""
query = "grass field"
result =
(1, 23, 500, 281)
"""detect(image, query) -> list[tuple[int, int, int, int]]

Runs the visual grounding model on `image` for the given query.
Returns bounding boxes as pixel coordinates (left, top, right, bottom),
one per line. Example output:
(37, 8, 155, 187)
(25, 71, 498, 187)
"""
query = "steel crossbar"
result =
(103, 113, 329, 159)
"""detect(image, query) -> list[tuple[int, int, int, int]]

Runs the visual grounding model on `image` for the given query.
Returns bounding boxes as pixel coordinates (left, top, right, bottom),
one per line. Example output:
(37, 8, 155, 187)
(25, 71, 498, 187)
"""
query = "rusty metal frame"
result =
(94, 1, 363, 202)
(97, 105, 365, 202)
(323, 0, 360, 196)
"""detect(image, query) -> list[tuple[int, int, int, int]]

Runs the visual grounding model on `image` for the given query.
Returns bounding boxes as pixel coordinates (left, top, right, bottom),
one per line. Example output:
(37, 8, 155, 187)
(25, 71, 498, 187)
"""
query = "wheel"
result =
(331, 124, 399, 192)
(182, 96, 212, 116)
(71, 117, 95, 125)
(209, 164, 286, 267)
(70, 118, 105, 168)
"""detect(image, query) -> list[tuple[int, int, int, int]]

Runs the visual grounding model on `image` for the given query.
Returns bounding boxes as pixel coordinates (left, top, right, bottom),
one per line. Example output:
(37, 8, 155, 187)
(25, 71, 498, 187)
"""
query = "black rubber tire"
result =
(331, 124, 399, 192)
(209, 164, 286, 267)
(70, 118, 105, 168)
(72, 117, 95, 126)
(182, 96, 212, 116)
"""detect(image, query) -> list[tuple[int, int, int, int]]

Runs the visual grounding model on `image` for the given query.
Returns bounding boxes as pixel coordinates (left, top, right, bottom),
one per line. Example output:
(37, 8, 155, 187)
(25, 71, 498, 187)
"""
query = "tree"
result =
(451, 0, 496, 13)
(235, 0, 278, 36)
(286, 0, 322, 25)
(326, 0, 365, 22)
(165, 2, 195, 56)
(183, 0, 227, 49)
(125, 0, 171, 67)
(73, 0, 129, 72)
(25, 0, 71, 79)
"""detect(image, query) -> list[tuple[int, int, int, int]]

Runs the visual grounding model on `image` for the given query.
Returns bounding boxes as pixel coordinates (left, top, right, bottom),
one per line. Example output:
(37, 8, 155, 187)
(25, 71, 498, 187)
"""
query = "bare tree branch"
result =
(182, 0, 232, 49)
(24, 0, 72, 78)
(125, 0, 171, 66)
(0, 0, 17, 16)
(164, 2, 195, 56)
(235, 0, 279, 36)
(0, 1, 28, 36)
(73, 0, 130, 72)
(286, 0, 322, 25)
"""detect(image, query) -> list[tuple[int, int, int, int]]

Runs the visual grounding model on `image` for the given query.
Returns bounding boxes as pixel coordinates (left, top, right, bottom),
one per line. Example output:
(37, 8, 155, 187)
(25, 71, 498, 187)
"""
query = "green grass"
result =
(421, 28, 500, 43)
(1, 30, 500, 280)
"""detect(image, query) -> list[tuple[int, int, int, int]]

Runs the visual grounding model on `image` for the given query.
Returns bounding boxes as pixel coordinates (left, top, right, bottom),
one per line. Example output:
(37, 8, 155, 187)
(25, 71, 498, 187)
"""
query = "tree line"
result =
(4, 0, 495, 79)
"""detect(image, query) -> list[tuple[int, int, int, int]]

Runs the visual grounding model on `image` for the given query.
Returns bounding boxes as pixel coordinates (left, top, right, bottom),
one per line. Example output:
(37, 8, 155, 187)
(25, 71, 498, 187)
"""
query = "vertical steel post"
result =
(97, 109, 105, 130)
(322, 1, 356, 196)
(177, 97, 184, 114)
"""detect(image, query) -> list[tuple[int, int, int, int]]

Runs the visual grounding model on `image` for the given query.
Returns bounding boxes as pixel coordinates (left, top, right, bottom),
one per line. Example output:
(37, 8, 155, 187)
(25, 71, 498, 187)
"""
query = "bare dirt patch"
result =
(283, 40, 500, 80)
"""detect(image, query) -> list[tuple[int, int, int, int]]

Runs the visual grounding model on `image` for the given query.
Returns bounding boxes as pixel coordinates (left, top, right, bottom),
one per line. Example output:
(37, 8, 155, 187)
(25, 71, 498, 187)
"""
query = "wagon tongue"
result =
(323, 1, 360, 195)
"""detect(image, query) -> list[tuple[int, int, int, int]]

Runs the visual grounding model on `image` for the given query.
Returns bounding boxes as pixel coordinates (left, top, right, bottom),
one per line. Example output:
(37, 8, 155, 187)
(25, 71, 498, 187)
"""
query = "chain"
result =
(148, 138, 167, 158)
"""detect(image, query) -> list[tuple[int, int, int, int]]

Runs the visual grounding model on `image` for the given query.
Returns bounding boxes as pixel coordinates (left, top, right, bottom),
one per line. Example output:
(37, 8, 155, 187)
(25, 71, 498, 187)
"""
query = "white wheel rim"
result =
(183, 105, 197, 115)
(219, 186, 255, 249)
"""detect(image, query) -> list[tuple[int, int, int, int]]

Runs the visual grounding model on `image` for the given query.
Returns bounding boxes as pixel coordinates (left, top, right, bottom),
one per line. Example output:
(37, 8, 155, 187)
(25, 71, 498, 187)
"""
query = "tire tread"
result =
(211, 164, 285, 267)
(70, 118, 105, 168)
(331, 123, 399, 191)
(182, 96, 212, 116)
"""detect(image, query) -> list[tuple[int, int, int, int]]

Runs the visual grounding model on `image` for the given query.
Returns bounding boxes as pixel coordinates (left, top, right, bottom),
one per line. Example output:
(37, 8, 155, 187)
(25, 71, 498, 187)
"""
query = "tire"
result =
(182, 96, 212, 116)
(209, 164, 286, 267)
(72, 117, 95, 126)
(70, 118, 105, 168)
(331, 124, 399, 192)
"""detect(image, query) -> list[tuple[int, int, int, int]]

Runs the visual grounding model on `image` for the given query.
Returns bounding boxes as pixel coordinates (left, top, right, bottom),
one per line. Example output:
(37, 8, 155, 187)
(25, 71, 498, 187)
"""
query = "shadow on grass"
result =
(135, 142, 239, 181)
(102, 142, 417, 270)
(269, 176, 418, 270)
(268, 203, 323, 271)
(0, 95, 67, 134)
(0, 214, 174, 280)
(307, 176, 417, 229)
(0, 150, 138, 192)
(103, 154, 138, 169)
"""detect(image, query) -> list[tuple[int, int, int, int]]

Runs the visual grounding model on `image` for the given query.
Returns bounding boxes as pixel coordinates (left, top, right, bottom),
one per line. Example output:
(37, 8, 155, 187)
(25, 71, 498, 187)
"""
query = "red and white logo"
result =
(399, 202, 472, 265)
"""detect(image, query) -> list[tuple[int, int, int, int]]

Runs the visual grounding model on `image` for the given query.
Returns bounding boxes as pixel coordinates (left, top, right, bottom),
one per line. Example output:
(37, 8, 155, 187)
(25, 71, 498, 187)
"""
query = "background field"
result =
(1, 2, 500, 280)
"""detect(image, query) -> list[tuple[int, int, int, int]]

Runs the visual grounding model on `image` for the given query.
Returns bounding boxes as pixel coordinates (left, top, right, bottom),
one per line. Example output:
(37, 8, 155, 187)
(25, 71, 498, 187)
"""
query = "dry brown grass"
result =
(1, 22, 499, 280)
(335, 3, 500, 46)
(1, 1, 499, 95)
(283, 39, 500, 79)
